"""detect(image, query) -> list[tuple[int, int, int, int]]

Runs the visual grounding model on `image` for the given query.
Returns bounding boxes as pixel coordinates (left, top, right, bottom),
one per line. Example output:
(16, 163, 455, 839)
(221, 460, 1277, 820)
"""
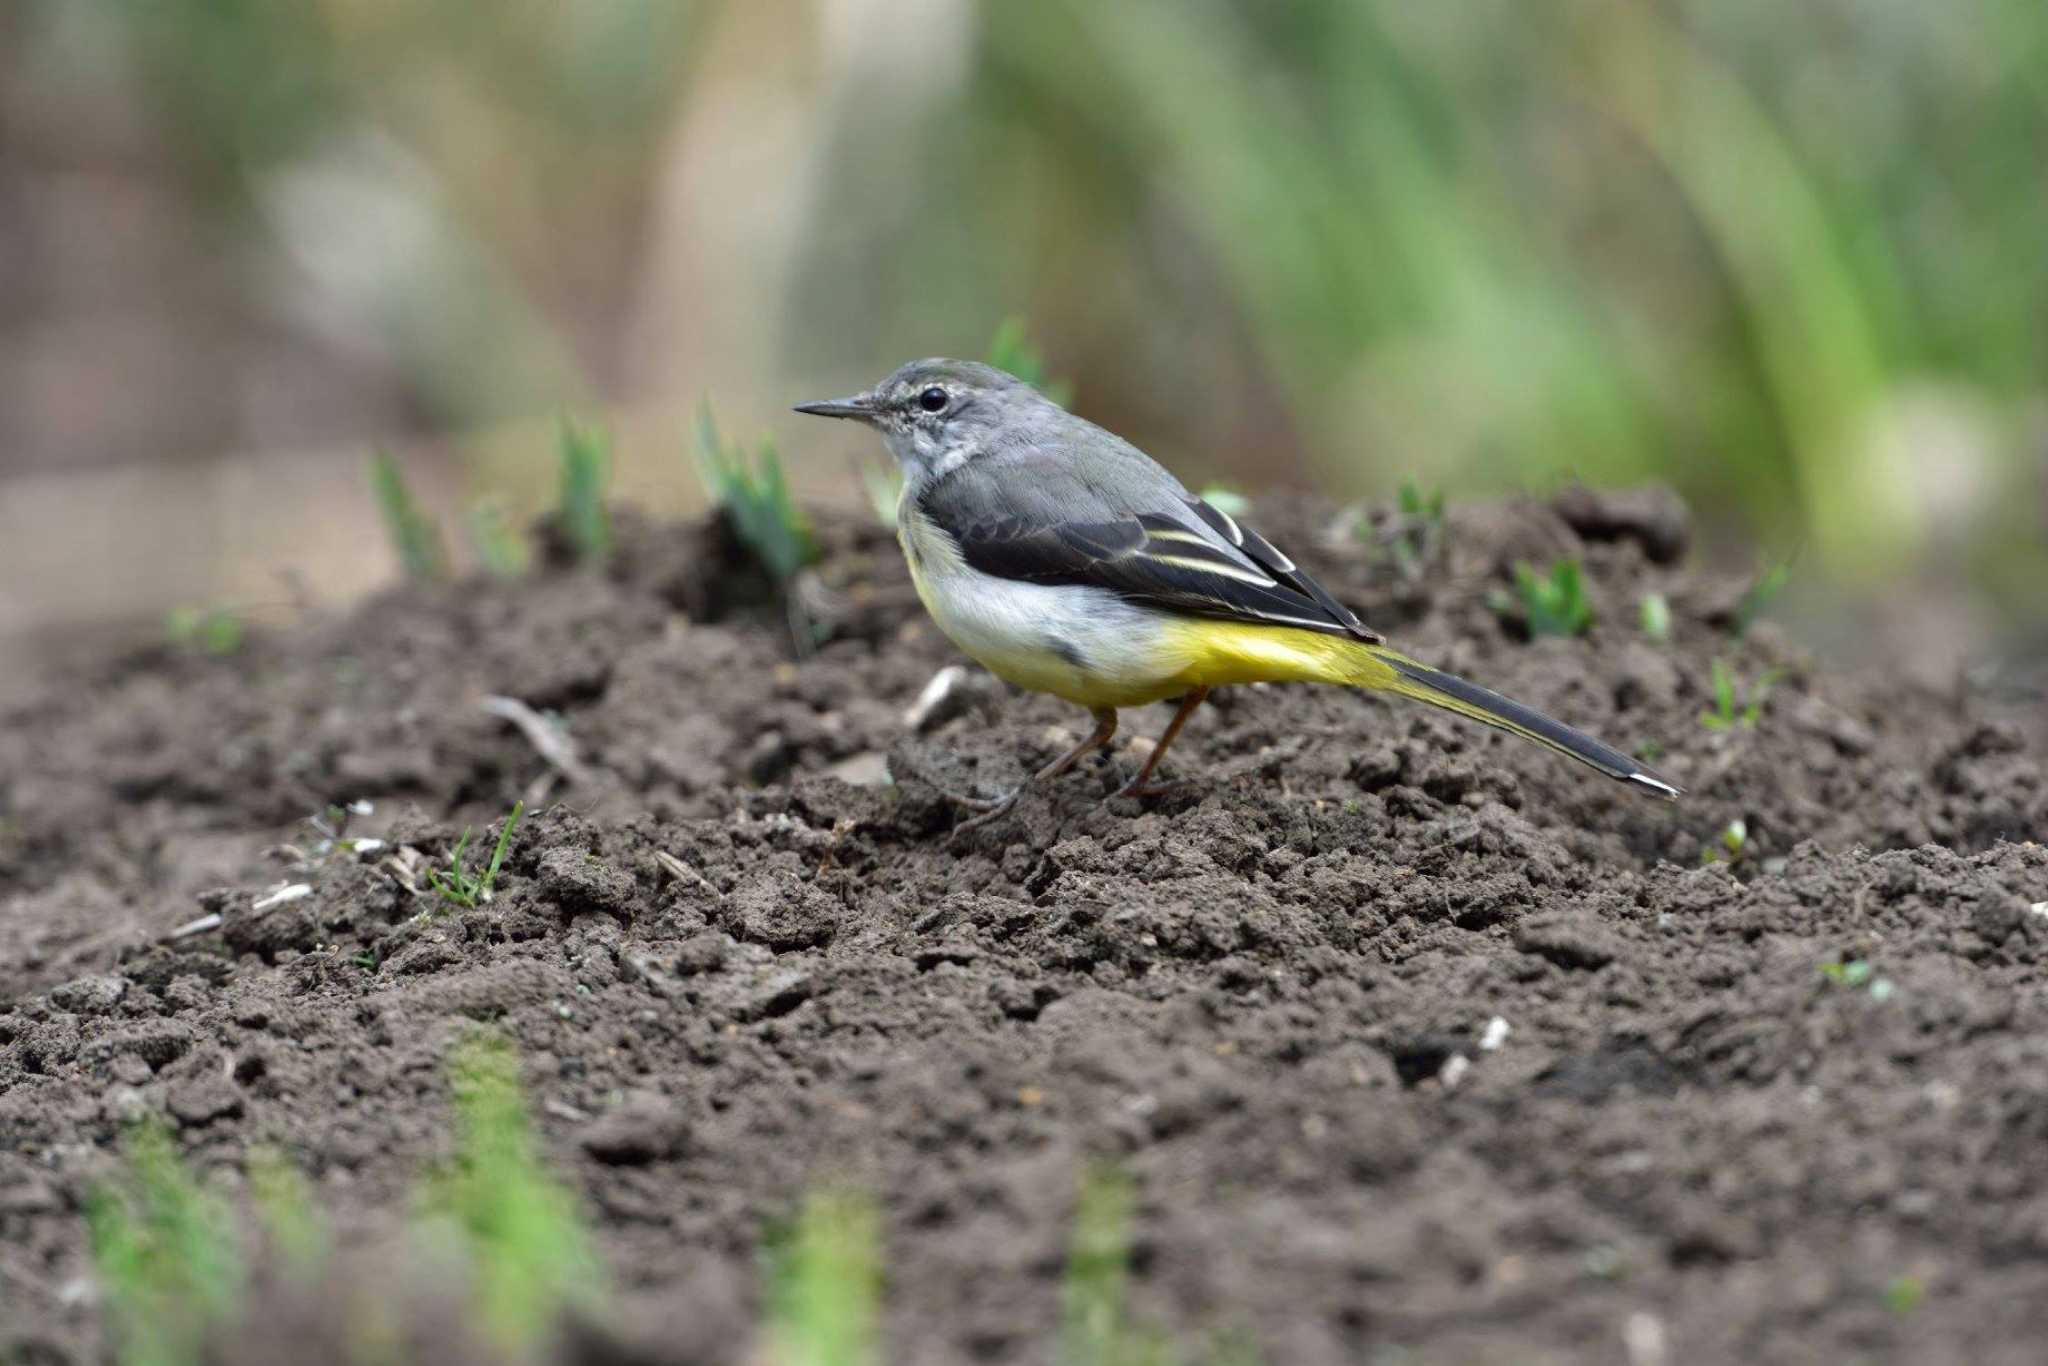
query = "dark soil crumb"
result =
(3, 489, 2046, 1363)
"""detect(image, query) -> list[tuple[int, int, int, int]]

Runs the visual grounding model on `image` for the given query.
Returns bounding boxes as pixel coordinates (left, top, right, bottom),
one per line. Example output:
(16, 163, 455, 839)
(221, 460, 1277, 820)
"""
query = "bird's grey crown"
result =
(879, 357, 1028, 397)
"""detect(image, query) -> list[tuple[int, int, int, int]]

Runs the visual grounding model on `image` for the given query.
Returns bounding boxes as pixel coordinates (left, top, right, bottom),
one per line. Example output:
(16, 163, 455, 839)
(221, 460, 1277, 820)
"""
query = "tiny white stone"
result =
(1438, 1054, 1471, 1089)
(1623, 1310, 1668, 1366)
(903, 664, 967, 730)
(1479, 1016, 1512, 1052)
(2028, 900, 2048, 920)
(252, 883, 313, 913)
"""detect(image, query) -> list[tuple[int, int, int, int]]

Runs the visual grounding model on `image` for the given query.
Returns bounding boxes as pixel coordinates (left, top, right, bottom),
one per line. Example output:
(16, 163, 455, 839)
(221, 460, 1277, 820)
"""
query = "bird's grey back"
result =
(925, 396, 1196, 530)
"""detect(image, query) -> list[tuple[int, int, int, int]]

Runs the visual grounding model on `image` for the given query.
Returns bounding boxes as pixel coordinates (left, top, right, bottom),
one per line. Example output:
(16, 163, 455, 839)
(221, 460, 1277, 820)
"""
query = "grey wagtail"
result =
(797, 358, 1680, 826)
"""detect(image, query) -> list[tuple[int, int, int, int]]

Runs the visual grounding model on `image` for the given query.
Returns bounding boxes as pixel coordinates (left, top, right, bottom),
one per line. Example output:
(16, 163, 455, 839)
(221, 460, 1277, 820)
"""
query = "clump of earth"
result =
(2, 488, 2044, 1363)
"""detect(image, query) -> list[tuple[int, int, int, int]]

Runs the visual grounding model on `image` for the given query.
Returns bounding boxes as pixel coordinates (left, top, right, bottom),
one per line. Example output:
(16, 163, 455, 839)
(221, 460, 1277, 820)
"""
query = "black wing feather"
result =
(944, 498, 1380, 642)
(1187, 498, 1381, 642)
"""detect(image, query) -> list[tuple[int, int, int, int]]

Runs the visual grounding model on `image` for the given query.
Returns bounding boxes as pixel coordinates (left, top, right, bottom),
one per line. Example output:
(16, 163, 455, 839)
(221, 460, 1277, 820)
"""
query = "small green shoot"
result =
(987, 316, 1075, 407)
(1491, 559, 1592, 638)
(1819, 958, 1894, 1000)
(372, 450, 447, 581)
(1699, 658, 1783, 730)
(1701, 818, 1748, 865)
(1386, 480, 1448, 580)
(767, 1186, 882, 1366)
(247, 1146, 327, 1277)
(165, 605, 245, 655)
(426, 801, 523, 911)
(1639, 592, 1671, 643)
(1197, 485, 1251, 519)
(1059, 1165, 1169, 1366)
(556, 420, 612, 562)
(425, 1035, 602, 1351)
(1733, 562, 1790, 638)
(1819, 959, 1873, 988)
(88, 1120, 245, 1366)
(1884, 1275, 1925, 1314)
(697, 405, 820, 587)
(467, 498, 530, 576)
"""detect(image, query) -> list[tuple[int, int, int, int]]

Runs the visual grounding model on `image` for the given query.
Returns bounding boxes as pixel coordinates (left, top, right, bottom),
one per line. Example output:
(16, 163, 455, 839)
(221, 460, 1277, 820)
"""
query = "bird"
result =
(796, 358, 1679, 827)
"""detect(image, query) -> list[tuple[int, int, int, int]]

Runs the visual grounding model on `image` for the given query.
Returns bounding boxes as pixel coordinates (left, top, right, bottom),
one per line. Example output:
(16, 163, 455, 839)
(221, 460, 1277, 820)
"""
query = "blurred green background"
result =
(3, 0, 2044, 686)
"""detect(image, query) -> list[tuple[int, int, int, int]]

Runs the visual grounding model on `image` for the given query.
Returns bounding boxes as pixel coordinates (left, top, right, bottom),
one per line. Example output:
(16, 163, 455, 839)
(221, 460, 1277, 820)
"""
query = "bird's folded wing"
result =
(951, 499, 1382, 643)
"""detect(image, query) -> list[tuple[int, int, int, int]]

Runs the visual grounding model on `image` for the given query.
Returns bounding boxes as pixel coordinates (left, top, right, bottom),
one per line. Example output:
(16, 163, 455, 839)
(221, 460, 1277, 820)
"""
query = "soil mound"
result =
(4, 491, 2045, 1363)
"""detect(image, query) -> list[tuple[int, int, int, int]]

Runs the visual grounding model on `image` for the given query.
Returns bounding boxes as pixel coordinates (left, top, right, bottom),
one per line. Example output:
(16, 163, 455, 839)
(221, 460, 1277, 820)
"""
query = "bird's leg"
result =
(1111, 686, 1210, 801)
(950, 708, 1119, 829)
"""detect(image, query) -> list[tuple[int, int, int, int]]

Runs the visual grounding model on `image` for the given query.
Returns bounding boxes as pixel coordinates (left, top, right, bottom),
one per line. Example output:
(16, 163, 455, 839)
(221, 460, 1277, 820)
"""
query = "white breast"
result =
(897, 503, 1180, 707)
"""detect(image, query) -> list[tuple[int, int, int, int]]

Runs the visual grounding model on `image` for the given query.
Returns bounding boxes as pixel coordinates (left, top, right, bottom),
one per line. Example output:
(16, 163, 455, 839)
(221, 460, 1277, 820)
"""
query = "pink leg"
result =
(1110, 687, 1210, 800)
(952, 708, 1119, 830)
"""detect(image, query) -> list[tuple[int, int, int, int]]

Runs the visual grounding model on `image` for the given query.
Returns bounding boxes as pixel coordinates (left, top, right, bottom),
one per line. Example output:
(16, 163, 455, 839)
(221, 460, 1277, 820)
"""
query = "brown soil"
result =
(3, 491, 2046, 1364)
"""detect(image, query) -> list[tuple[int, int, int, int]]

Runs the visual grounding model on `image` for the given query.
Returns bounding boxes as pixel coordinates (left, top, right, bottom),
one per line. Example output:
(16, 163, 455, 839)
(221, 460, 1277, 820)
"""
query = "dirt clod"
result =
(2, 496, 2045, 1363)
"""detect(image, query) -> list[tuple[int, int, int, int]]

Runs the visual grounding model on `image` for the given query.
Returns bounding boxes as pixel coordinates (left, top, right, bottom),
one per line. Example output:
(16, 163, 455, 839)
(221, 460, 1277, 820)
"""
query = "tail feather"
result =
(1365, 647, 1681, 800)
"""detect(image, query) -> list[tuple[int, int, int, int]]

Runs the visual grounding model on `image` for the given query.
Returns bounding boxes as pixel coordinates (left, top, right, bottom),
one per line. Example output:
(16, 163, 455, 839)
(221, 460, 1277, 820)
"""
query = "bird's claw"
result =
(1106, 775, 1199, 803)
(945, 786, 1022, 830)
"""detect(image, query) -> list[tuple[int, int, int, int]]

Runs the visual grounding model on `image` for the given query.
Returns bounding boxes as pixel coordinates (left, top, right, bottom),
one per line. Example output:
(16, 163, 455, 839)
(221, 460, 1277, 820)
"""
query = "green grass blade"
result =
(1058, 1165, 1137, 1366)
(556, 420, 613, 562)
(478, 800, 523, 902)
(88, 1120, 244, 1366)
(425, 1034, 602, 1352)
(769, 1186, 882, 1366)
(371, 450, 448, 582)
(246, 1146, 327, 1277)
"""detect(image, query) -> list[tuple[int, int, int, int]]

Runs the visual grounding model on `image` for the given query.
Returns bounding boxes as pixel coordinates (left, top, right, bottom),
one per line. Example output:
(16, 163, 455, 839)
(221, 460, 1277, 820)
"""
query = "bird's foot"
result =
(946, 785, 1023, 831)
(1105, 775, 1200, 803)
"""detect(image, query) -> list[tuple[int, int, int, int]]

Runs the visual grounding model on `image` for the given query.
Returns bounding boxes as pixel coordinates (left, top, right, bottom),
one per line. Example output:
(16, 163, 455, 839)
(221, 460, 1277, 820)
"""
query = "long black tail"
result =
(1364, 647, 1681, 799)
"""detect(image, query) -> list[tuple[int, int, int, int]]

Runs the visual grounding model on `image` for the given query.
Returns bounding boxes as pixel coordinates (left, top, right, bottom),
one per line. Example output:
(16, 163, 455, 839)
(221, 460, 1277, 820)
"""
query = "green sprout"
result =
(697, 405, 819, 587)
(1384, 480, 1448, 581)
(1733, 562, 1790, 638)
(1638, 592, 1672, 643)
(88, 1121, 245, 1366)
(371, 450, 448, 582)
(1884, 1275, 1925, 1314)
(1701, 818, 1748, 865)
(767, 1187, 882, 1366)
(987, 316, 1074, 407)
(246, 1146, 327, 1278)
(1058, 1165, 1170, 1366)
(1819, 959, 1873, 988)
(1819, 958, 1895, 1000)
(556, 419, 612, 562)
(426, 801, 523, 911)
(467, 498, 530, 577)
(1491, 559, 1592, 638)
(165, 605, 245, 655)
(424, 1035, 602, 1352)
(1699, 658, 1783, 730)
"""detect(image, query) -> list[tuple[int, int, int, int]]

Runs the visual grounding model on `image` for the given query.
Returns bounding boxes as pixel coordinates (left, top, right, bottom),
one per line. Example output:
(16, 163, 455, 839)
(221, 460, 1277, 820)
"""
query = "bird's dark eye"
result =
(917, 386, 948, 413)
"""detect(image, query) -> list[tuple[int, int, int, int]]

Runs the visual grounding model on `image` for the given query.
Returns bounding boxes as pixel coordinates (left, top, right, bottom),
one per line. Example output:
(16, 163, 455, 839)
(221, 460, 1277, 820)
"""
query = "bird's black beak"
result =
(792, 393, 875, 421)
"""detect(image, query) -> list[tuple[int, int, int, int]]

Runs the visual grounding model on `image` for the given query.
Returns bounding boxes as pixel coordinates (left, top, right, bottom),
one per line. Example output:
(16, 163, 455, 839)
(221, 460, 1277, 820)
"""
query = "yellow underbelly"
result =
(896, 503, 1395, 709)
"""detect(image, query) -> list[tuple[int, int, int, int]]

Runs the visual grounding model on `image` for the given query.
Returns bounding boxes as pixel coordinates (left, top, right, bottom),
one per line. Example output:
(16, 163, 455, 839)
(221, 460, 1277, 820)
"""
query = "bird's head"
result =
(795, 358, 1048, 479)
